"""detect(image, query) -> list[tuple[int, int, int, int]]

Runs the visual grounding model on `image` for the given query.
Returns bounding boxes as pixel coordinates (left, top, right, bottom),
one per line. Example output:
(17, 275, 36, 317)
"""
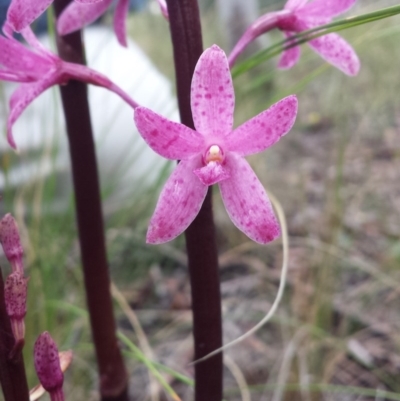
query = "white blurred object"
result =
(0, 26, 178, 211)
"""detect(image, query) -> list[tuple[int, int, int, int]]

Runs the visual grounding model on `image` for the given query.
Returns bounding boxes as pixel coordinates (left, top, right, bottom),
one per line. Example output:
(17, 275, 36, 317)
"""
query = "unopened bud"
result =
(34, 332, 65, 401)
(30, 351, 72, 401)
(4, 271, 28, 344)
(0, 214, 24, 273)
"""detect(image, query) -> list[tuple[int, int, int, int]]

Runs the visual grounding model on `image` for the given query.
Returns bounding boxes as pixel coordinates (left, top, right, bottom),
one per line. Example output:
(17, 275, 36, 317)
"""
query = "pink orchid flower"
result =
(0, 27, 138, 149)
(229, 0, 360, 76)
(57, 0, 129, 47)
(134, 45, 298, 244)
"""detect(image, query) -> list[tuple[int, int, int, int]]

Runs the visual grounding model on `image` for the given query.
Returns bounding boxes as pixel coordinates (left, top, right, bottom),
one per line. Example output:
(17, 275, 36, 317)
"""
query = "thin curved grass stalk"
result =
(191, 191, 289, 364)
(117, 332, 181, 401)
(248, 383, 400, 401)
(271, 328, 308, 401)
(224, 355, 251, 401)
(111, 283, 160, 401)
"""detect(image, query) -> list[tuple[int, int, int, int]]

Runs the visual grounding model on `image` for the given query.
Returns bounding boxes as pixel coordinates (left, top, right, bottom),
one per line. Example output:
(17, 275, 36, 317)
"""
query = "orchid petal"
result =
(229, 95, 297, 156)
(6, 0, 53, 32)
(277, 32, 301, 69)
(0, 71, 31, 82)
(113, 0, 129, 47)
(194, 162, 230, 186)
(284, 0, 307, 11)
(299, 0, 357, 19)
(57, 0, 112, 36)
(219, 153, 280, 244)
(20, 27, 56, 60)
(308, 32, 360, 76)
(75, 0, 103, 3)
(191, 45, 234, 139)
(0, 35, 50, 77)
(157, 0, 169, 20)
(147, 156, 207, 244)
(7, 72, 58, 149)
(134, 107, 204, 160)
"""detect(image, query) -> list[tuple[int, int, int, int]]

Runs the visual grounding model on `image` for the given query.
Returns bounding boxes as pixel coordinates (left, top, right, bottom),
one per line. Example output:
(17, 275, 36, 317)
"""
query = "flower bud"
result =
(34, 332, 65, 401)
(4, 271, 28, 344)
(30, 351, 72, 401)
(0, 214, 24, 273)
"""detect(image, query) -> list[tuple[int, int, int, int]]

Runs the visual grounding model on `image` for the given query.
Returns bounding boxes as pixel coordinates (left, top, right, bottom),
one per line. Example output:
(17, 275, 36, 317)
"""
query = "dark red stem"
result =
(165, 1, 223, 400)
(0, 269, 29, 401)
(52, 2, 128, 400)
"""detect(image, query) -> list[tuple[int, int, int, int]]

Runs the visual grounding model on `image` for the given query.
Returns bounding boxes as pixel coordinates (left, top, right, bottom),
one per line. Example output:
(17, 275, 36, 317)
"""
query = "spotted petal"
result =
(7, 72, 58, 149)
(219, 153, 280, 244)
(277, 32, 301, 69)
(308, 32, 360, 76)
(147, 156, 208, 244)
(0, 35, 51, 78)
(284, 0, 307, 11)
(134, 107, 204, 160)
(228, 95, 297, 156)
(191, 45, 234, 139)
(113, 0, 129, 47)
(299, 0, 357, 18)
(6, 0, 53, 32)
(57, 0, 112, 36)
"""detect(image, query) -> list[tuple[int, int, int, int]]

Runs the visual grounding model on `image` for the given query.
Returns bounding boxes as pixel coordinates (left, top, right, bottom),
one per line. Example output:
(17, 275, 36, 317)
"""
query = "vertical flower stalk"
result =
(52, 1, 128, 400)
(165, 0, 223, 400)
(0, 270, 30, 401)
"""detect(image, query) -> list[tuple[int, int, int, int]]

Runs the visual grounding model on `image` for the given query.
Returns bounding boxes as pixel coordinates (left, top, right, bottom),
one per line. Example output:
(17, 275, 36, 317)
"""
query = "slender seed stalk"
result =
(0, 269, 30, 401)
(165, 1, 223, 400)
(52, 2, 129, 400)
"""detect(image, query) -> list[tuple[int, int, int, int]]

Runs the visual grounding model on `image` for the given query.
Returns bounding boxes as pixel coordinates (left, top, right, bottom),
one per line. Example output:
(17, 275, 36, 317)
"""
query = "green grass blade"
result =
(117, 331, 186, 400)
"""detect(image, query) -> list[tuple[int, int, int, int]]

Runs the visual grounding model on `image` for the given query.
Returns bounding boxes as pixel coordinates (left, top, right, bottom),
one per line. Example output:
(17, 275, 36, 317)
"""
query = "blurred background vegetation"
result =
(1, 0, 400, 400)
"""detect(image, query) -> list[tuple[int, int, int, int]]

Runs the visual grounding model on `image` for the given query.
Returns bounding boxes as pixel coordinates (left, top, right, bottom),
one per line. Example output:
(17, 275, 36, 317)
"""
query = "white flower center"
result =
(204, 145, 224, 164)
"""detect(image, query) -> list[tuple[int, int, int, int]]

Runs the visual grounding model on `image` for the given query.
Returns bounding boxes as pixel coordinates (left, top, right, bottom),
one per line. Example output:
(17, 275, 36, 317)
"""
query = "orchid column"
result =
(53, 0, 128, 400)
(164, 0, 223, 400)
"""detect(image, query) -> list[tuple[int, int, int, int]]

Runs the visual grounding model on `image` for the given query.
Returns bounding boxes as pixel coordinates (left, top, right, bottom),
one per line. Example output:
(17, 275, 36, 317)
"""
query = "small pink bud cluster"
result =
(34, 332, 66, 401)
(0, 214, 28, 350)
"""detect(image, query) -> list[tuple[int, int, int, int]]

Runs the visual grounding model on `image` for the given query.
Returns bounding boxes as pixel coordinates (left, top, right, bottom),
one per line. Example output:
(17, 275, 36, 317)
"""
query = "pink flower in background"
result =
(0, 27, 138, 149)
(229, 0, 360, 76)
(134, 45, 298, 244)
(57, 0, 129, 47)
(5, 0, 53, 32)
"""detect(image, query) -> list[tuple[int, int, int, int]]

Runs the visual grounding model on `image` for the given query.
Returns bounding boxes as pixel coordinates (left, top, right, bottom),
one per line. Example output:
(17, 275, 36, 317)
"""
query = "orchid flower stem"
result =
(52, 1, 129, 400)
(165, 0, 223, 400)
(0, 270, 29, 401)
